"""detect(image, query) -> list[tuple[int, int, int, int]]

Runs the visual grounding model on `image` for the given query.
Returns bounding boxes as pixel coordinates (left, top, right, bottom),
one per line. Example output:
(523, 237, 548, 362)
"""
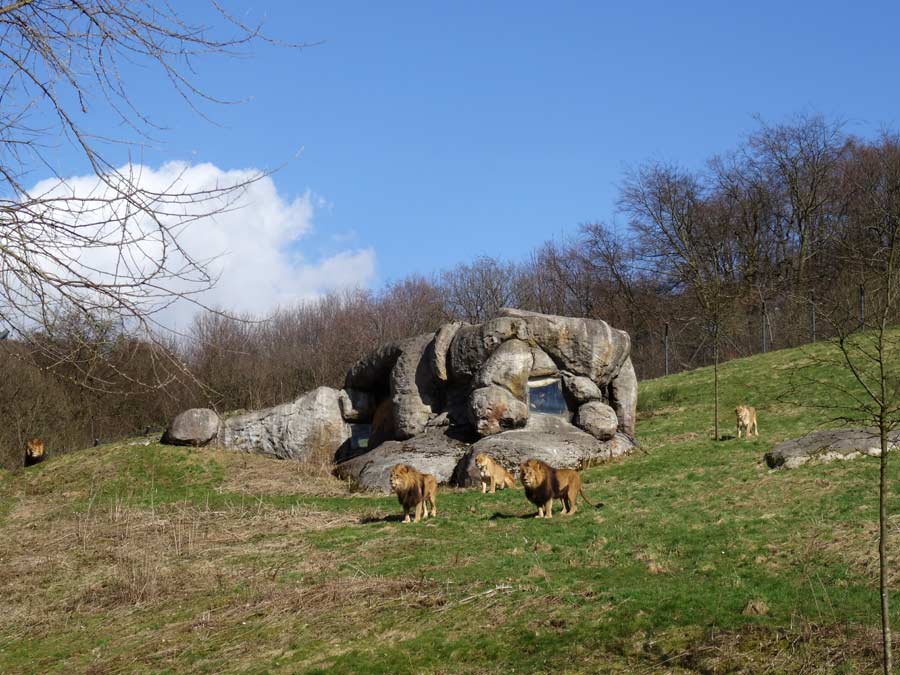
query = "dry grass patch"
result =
(0, 489, 361, 646)
(214, 448, 352, 498)
(644, 621, 884, 674)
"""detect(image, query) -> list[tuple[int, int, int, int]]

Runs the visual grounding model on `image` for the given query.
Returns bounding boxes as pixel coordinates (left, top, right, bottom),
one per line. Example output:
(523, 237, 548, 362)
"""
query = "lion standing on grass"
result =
(474, 453, 515, 494)
(735, 405, 758, 438)
(389, 464, 437, 523)
(519, 459, 601, 518)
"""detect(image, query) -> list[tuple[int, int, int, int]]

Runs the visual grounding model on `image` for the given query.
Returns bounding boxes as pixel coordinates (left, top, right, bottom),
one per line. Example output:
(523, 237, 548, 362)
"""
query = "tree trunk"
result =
(713, 325, 720, 441)
(880, 418, 893, 675)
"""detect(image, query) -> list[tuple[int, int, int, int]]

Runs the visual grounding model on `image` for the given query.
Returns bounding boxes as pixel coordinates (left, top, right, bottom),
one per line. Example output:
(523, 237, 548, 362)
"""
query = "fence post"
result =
(761, 301, 768, 353)
(810, 291, 816, 342)
(859, 285, 866, 326)
(664, 322, 669, 377)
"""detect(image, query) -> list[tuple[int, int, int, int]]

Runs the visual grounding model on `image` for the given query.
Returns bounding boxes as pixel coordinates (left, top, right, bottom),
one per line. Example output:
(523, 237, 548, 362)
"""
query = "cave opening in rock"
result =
(527, 377, 567, 415)
(350, 423, 370, 451)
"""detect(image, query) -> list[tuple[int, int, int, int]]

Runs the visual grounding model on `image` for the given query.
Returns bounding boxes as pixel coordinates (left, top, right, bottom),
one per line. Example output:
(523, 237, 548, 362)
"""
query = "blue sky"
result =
(44, 1, 900, 315)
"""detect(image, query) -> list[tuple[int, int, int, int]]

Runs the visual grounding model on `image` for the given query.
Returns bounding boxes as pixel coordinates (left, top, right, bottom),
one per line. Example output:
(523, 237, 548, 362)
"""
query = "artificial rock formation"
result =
(335, 308, 638, 490)
(162, 309, 639, 492)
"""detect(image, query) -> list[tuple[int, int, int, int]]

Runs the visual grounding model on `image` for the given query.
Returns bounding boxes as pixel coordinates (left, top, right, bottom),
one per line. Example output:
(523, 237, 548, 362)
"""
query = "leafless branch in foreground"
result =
(0, 1, 305, 390)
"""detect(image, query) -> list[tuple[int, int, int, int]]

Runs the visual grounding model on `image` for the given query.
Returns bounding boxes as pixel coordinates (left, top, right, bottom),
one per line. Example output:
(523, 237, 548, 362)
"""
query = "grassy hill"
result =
(1, 338, 897, 674)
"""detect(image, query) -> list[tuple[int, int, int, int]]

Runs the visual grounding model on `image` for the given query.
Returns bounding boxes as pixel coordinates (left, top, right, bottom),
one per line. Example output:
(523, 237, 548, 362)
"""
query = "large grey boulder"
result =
(163, 408, 220, 446)
(453, 422, 635, 488)
(334, 427, 473, 492)
(609, 356, 638, 436)
(475, 338, 533, 400)
(447, 316, 529, 383)
(498, 308, 631, 386)
(431, 321, 463, 382)
(470, 385, 528, 436)
(765, 428, 900, 469)
(220, 387, 350, 461)
(335, 418, 634, 493)
(530, 346, 558, 377)
(391, 333, 441, 439)
(575, 401, 619, 441)
(561, 371, 603, 404)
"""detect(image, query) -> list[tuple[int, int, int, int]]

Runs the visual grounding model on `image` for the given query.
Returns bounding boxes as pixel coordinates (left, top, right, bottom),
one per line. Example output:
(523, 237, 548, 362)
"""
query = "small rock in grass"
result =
(742, 599, 769, 616)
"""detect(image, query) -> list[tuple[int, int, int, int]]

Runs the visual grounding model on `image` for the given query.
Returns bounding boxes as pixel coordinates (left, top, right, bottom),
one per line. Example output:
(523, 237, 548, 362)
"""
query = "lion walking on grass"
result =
(389, 464, 437, 523)
(519, 459, 601, 519)
(735, 405, 758, 438)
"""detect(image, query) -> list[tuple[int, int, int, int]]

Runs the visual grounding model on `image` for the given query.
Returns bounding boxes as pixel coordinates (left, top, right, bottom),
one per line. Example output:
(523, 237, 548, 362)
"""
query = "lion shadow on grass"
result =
(359, 513, 407, 524)
(489, 511, 535, 520)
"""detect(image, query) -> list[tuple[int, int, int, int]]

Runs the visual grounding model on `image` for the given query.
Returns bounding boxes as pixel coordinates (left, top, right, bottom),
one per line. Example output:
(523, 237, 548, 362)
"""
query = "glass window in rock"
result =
(350, 424, 370, 451)
(527, 377, 568, 415)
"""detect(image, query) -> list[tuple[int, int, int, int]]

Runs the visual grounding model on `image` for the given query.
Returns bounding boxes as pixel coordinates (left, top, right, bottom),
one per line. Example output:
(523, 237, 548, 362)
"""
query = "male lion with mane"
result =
(735, 405, 758, 438)
(474, 453, 515, 494)
(389, 464, 437, 523)
(24, 438, 45, 467)
(519, 458, 601, 518)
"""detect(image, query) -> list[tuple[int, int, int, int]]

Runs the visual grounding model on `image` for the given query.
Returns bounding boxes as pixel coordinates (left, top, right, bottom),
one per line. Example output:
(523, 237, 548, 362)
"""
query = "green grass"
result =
(0, 336, 896, 673)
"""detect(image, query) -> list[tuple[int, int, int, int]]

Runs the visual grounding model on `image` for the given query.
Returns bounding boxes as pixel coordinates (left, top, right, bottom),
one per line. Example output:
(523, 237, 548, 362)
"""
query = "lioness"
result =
(735, 405, 758, 438)
(519, 458, 601, 518)
(389, 464, 437, 523)
(474, 453, 515, 494)
(24, 438, 45, 467)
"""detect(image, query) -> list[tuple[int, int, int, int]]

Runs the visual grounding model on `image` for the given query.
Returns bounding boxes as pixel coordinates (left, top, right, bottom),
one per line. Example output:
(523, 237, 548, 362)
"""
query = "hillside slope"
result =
(0, 338, 896, 674)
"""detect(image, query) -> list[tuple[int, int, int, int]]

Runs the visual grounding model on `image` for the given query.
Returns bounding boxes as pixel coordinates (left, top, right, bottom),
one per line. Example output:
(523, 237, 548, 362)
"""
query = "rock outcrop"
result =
(469, 385, 529, 436)
(561, 372, 603, 405)
(765, 428, 900, 469)
(498, 308, 631, 386)
(608, 356, 638, 436)
(333, 427, 473, 492)
(219, 387, 350, 461)
(162, 408, 220, 447)
(453, 428, 634, 490)
(163, 309, 640, 489)
(336, 413, 636, 493)
(574, 401, 619, 441)
(390, 333, 441, 439)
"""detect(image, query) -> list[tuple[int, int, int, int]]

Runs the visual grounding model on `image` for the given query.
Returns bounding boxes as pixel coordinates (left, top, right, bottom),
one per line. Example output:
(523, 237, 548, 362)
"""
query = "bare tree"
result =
(790, 135, 900, 674)
(745, 114, 848, 288)
(440, 256, 518, 323)
(835, 136, 900, 674)
(376, 275, 447, 339)
(621, 162, 735, 439)
(0, 1, 300, 389)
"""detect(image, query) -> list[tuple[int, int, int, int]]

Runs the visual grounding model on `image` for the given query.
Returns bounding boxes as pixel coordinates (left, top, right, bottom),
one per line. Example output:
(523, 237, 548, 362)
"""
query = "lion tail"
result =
(579, 487, 603, 509)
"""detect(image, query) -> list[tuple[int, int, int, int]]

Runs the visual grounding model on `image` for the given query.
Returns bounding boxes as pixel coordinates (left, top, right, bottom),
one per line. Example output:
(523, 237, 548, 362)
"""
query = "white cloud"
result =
(26, 161, 376, 331)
